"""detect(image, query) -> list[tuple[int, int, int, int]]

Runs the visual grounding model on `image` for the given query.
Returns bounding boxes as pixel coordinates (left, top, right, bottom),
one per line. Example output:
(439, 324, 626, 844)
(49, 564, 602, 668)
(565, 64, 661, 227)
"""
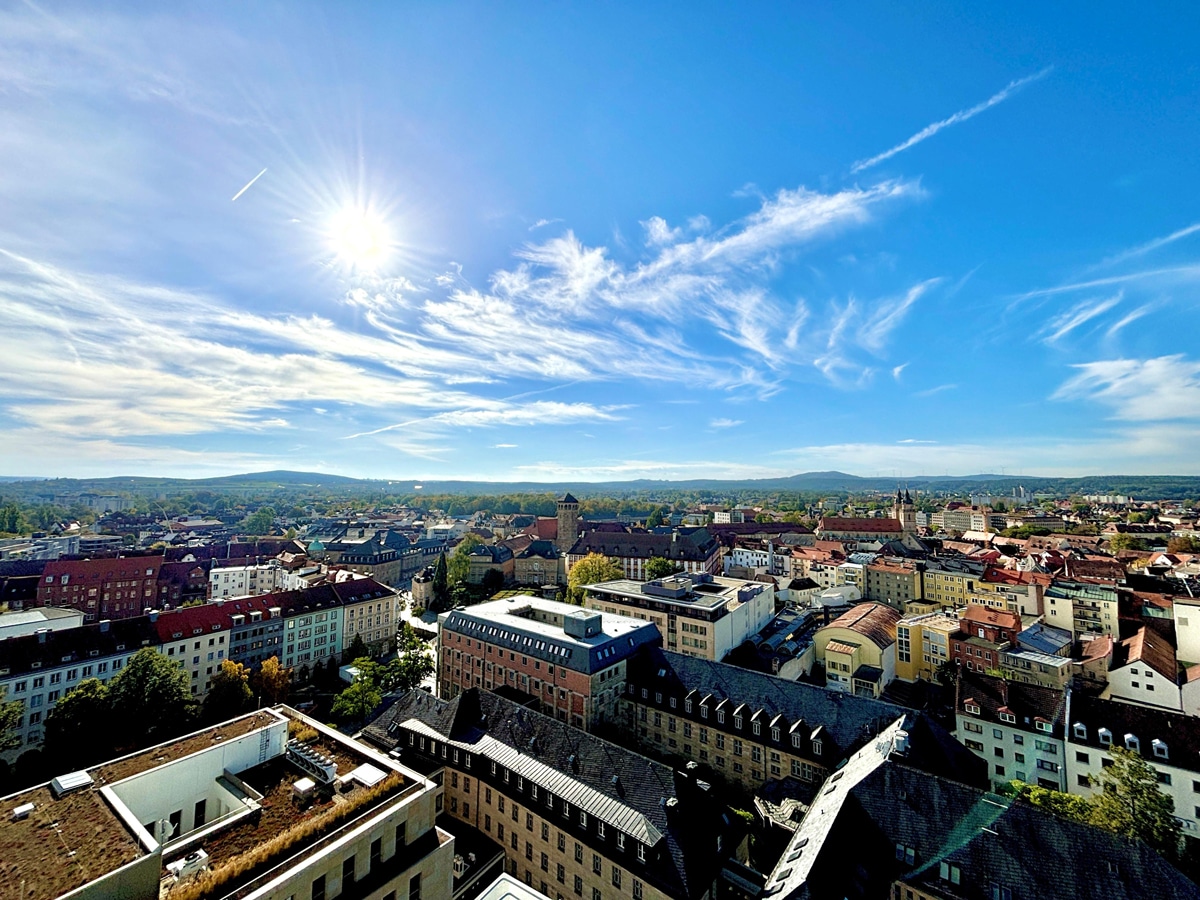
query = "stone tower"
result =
(556, 493, 580, 552)
(896, 487, 917, 534)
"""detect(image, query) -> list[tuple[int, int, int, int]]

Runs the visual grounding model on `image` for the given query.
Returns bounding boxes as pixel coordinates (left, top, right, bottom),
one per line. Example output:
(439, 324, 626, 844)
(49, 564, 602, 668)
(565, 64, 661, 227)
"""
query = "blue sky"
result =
(2, 2, 1199, 480)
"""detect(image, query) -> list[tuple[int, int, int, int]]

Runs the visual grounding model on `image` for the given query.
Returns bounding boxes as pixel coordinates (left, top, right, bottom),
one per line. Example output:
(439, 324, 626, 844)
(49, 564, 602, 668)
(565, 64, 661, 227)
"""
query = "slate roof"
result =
(515, 539, 559, 560)
(763, 723, 1200, 900)
(817, 517, 903, 534)
(440, 596, 661, 674)
(627, 648, 985, 785)
(1068, 692, 1200, 775)
(1017, 622, 1073, 656)
(0, 615, 159, 677)
(363, 688, 739, 900)
(567, 528, 718, 563)
(958, 670, 1067, 736)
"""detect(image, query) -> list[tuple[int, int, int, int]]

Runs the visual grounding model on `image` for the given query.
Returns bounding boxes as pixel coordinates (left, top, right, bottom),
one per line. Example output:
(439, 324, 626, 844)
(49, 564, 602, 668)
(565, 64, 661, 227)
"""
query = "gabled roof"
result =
(818, 517, 902, 534)
(958, 670, 1066, 735)
(1114, 625, 1178, 682)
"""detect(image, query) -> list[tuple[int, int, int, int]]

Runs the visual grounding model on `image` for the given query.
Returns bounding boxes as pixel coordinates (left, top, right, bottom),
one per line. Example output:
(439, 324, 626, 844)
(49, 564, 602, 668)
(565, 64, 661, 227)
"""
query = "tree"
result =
(254, 656, 290, 706)
(1088, 747, 1181, 857)
(432, 553, 449, 610)
(1006, 780, 1093, 824)
(0, 503, 24, 535)
(448, 534, 485, 585)
(1107, 533, 1146, 552)
(331, 678, 383, 723)
(345, 632, 370, 664)
(387, 624, 434, 693)
(645, 556, 682, 581)
(42, 679, 111, 767)
(0, 689, 22, 754)
(1168, 536, 1200, 554)
(481, 567, 506, 595)
(203, 660, 255, 723)
(567, 553, 624, 603)
(108, 648, 198, 747)
(243, 506, 276, 535)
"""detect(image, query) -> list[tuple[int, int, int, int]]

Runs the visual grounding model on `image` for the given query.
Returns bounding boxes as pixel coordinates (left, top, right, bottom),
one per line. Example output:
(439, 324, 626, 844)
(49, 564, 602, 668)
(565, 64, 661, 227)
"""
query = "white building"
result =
(209, 561, 308, 599)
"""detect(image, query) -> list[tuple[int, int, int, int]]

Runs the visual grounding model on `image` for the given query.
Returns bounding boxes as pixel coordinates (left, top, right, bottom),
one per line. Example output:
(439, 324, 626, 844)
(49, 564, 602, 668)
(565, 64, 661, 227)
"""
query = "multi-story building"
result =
(36, 554, 167, 621)
(336, 533, 405, 585)
(365, 687, 747, 900)
(437, 596, 661, 730)
(1044, 580, 1119, 637)
(956, 670, 1067, 791)
(212, 595, 285, 668)
(0, 707, 455, 900)
(336, 577, 401, 656)
(922, 559, 986, 609)
(1104, 623, 1200, 714)
(972, 567, 1048, 616)
(622, 647, 985, 793)
(813, 602, 901, 698)
(864, 559, 924, 608)
(565, 529, 721, 581)
(467, 544, 515, 584)
(513, 540, 563, 586)
(0, 606, 84, 640)
(1065, 692, 1200, 839)
(950, 605, 1022, 673)
(583, 573, 773, 662)
(762, 716, 1198, 900)
(555, 493, 581, 553)
(815, 516, 903, 544)
(0, 616, 159, 762)
(209, 561, 308, 599)
(894, 611, 959, 683)
(153, 605, 233, 697)
(279, 585, 345, 671)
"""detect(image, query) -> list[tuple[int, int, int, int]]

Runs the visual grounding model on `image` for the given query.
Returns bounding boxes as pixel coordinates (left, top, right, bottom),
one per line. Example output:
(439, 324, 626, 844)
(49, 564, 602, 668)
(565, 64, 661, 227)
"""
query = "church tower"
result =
(897, 487, 917, 534)
(556, 493, 580, 552)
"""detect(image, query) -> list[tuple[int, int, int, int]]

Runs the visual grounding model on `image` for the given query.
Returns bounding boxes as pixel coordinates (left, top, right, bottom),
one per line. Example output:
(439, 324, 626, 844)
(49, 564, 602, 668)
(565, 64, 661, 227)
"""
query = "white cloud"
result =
(1039, 293, 1122, 344)
(851, 68, 1052, 173)
(915, 384, 957, 397)
(1096, 222, 1200, 269)
(492, 443, 518, 448)
(641, 216, 683, 246)
(710, 418, 744, 429)
(1053, 355, 1200, 421)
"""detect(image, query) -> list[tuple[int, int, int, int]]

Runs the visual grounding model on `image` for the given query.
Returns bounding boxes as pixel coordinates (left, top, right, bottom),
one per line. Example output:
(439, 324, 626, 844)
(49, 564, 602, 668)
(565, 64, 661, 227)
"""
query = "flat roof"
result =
(586, 575, 764, 611)
(0, 709, 415, 900)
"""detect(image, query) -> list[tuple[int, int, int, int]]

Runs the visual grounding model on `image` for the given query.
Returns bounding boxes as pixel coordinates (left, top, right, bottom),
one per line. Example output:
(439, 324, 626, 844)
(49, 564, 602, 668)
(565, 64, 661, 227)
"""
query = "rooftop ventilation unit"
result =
(286, 739, 338, 784)
(50, 771, 94, 798)
(11, 802, 35, 821)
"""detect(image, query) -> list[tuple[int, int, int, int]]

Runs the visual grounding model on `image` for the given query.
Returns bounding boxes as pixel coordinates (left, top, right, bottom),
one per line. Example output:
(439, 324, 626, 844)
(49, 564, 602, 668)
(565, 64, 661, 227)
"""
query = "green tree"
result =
(1168, 536, 1200, 554)
(253, 656, 290, 706)
(243, 505, 276, 535)
(481, 567, 506, 595)
(567, 553, 624, 603)
(0, 688, 22, 753)
(202, 660, 255, 723)
(387, 624, 434, 693)
(1088, 747, 1181, 857)
(448, 534, 485, 585)
(1006, 780, 1093, 824)
(0, 503, 24, 535)
(331, 678, 383, 723)
(432, 553, 449, 610)
(108, 648, 198, 747)
(645, 556, 682, 580)
(1107, 533, 1146, 552)
(42, 679, 112, 766)
(346, 632, 370, 664)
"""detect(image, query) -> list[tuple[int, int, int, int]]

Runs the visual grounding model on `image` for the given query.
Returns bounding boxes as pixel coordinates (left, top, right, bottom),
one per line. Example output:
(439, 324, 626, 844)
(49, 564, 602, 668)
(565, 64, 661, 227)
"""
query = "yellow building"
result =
(813, 602, 901, 698)
(895, 611, 960, 682)
(922, 564, 981, 609)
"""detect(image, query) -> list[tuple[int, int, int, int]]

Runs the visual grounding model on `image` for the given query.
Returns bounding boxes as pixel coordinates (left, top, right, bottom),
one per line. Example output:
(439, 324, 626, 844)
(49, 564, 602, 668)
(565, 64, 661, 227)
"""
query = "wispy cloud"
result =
(1096, 222, 1200, 269)
(1039, 292, 1122, 344)
(1106, 304, 1152, 338)
(915, 383, 957, 397)
(1053, 355, 1200, 421)
(709, 418, 744, 429)
(492, 443, 518, 449)
(851, 68, 1052, 173)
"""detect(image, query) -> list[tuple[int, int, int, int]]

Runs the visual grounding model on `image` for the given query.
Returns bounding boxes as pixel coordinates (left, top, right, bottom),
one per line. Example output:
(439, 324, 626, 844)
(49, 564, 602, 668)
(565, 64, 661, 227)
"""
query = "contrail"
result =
(231, 168, 268, 201)
(851, 68, 1052, 173)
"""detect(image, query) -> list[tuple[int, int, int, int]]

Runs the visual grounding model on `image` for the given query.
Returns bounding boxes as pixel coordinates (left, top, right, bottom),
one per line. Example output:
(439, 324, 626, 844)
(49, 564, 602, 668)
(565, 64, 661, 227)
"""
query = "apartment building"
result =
(208, 561, 308, 598)
(0, 616, 158, 762)
(950, 605, 1022, 673)
(583, 573, 773, 661)
(36, 554, 166, 622)
(1044, 581, 1119, 637)
(956, 670, 1067, 791)
(894, 611, 959, 683)
(437, 596, 660, 730)
(1065, 692, 1200, 839)
(565, 529, 721, 581)
(0, 707, 454, 900)
(335, 577, 401, 656)
(922, 559, 986, 608)
(864, 559, 924, 608)
(364, 687, 746, 900)
(622, 647, 984, 794)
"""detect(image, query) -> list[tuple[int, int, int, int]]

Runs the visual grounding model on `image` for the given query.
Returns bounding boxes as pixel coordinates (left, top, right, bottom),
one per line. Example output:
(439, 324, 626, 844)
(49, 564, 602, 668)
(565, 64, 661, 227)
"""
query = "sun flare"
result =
(329, 206, 390, 268)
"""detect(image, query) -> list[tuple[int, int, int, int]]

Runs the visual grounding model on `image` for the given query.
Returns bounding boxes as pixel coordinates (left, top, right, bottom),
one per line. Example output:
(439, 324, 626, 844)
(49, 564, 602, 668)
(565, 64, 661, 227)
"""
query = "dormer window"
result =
(637, 843, 646, 862)
(1125, 734, 1140, 753)
(812, 740, 823, 756)
(964, 701, 981, 716)
(734, 716, 743, 730)
(1073, 723, 1087, 740)
(684, 699, 692, 713)
(1035, 720, 1053, 734)
(752, 721, 762, 736)
(999, 711, 1016, 724)
(1153, 739, 1169, 760)
(717, 710, 725, 724)
(772, 727, 781, 742)
(669, 697, 677, 708)
(1099, 728, 1112, 746)
(616, 831, 624, 850)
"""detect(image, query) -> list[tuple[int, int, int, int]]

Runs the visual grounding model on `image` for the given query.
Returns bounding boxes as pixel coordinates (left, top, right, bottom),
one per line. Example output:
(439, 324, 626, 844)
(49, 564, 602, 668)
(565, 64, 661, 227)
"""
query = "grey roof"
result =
(765, 725, 1200, 900)
(627, 649, 985, 782)
(567, 528, 718, 562)
(1068, 692, 1200, 776)
(363, 689, 740, 900)
(1017, 621, 1073, 656)
(440, 596, 662, 674)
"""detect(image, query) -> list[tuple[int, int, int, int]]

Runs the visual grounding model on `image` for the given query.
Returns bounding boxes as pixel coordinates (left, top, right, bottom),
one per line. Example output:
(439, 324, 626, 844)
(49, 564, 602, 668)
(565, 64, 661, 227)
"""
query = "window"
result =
(1153, 739, 1169, 760)
(939, 862, 961, 885)
(1125, 734, 1140, 752)
(633, 881, 643, 900)
(989, 884, 1012, 900)
(409, 874, 421, 900)
(312, 875, 326, 900)
(1158, 772, 1173, 786)
(593, 853, 602, 875)
(894, 843, 915, 865)
(612, 867, 622, 888)
(1099, 728, 1112, 746)
(574, 876, 583, 896)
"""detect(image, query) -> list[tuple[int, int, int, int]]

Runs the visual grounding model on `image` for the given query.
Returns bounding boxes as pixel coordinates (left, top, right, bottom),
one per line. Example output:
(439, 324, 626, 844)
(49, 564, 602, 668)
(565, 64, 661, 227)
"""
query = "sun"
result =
(328, 206, 390, 268)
